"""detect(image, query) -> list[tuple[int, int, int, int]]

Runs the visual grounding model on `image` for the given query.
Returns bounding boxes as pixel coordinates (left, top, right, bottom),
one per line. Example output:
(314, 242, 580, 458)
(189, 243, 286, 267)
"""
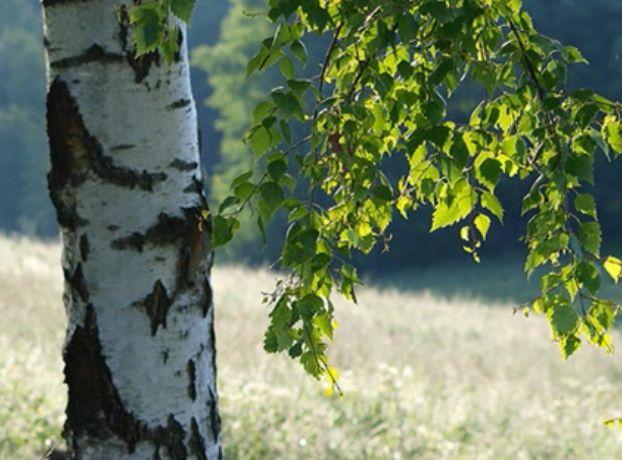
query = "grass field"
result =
(1, 235, 622, 459)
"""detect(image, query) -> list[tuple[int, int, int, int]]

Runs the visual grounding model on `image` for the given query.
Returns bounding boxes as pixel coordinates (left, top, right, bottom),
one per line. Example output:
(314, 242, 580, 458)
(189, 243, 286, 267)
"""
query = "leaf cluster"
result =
(139, 0, 622, 395)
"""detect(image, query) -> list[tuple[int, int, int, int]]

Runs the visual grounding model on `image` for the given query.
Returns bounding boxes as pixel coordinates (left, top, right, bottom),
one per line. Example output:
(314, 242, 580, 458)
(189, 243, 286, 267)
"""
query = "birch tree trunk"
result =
(42, 1, 222, 458)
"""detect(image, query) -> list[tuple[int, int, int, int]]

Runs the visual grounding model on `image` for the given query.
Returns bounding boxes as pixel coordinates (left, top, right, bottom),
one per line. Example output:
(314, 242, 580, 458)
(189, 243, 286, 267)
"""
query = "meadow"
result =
(1, 235, 621, 459)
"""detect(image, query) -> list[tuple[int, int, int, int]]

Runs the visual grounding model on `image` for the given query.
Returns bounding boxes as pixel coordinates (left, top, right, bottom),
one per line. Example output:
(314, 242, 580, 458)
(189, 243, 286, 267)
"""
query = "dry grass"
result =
(1, 235, 621, 459)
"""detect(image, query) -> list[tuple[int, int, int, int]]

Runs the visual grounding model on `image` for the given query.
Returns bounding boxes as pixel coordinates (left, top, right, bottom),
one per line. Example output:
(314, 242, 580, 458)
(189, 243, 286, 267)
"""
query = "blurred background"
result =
(2, 0, 622, 275)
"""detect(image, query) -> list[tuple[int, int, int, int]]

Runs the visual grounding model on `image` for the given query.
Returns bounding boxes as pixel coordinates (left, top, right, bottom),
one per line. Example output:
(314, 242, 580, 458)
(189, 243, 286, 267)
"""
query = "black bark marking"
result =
(140, 280, 172, 336)
(207, 386, 222, 445)
(46, 77, 166, 218)
(169, 159, 198, 171)
(187, 359, 197, 401)
(200, 278, 213, 318)
(111, 210, 198, 252)
(111, 207, 211, 293)
(183, 180, 202, 194)
(79, 234, 90, 261)
(154, 415, 188, 460)
(65, 264, 89, 302)
(64, 306, 198, 456)
(110, 144, 136, 151)
(189, 418, 208, 460)
(196, 117, 203, 158)
(167, 99, 192, 110)
(64, 304, 145, 454)
(50, 44, 124, 70)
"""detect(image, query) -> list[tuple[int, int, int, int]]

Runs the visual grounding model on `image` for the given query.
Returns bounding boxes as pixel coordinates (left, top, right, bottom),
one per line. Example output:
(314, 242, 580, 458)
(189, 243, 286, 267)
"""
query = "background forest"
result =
(2, 0, 622, 271)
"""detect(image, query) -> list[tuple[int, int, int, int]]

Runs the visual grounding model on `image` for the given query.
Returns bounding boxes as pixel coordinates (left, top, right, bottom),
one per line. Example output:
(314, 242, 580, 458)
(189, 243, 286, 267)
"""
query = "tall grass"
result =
(1, 235, 621, 459)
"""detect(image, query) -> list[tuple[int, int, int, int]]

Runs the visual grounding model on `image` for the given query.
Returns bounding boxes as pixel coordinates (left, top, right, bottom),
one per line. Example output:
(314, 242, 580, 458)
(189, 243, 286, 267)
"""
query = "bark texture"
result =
(42, 1, 222, 458)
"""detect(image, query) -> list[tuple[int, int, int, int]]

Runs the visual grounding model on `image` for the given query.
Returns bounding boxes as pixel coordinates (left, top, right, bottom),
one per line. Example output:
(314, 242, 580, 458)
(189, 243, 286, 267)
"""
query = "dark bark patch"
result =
(110, 207, 211, 294)
(64, 306, 201, 457)
(167, 99, 192, 110)
(50, 44, 124, 70)
(46, 78, 166, 206)
(64, 304, 145, 454)
(111, 211, 195, 252)
(79, 234, 90, 261)
(200, 278, 213, 318)
(64, 264, 89, 302)
(140, 280, 172, 336)
(183, 180, 202, 194)
(207, 386, 222, 445)
(169, 159, 198, 171)
(110, 144, 136, 152)
(187, 359, 197, 401)
(189, 418, 208, 460)
(156, 415, 188, 460)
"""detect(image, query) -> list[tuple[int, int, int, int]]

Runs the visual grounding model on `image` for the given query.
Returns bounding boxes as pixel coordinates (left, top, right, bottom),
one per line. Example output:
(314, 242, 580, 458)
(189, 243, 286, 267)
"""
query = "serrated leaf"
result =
(574, 193, 596, 218)
(212, 215, 240, 248)
(129, 4, 164, 55)
(474, 214, 491, 240)
(603, 116, 622, 155)
(170, 0, 196, 22)
(431, 182, 476, 231)
(260, 181, 285, 212)
(481, 191, 504, 222)
(603, 256, 622, 283)
(578, 221, 601, 256)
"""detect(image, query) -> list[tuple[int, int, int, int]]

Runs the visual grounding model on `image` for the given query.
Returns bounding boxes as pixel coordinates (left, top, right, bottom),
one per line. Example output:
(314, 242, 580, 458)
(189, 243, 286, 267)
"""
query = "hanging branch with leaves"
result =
(132, 0, 622, 401)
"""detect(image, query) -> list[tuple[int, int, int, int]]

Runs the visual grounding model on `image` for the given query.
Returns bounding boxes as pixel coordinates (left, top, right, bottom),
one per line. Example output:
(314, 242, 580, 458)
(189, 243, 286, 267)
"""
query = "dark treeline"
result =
(2, 0, 621, 272)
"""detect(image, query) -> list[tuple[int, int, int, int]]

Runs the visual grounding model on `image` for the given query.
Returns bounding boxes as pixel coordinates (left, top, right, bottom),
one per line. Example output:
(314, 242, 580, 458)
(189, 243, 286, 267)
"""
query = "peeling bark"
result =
(43, 0, 222, 457)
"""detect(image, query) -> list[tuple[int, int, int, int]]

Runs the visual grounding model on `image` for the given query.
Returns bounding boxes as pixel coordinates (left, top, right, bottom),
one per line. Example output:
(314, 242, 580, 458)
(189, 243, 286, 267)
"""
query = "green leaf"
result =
(576, 260, 601, 294)
(397, 14, 419, 42)
(129, 4, 164, 55)
(271, 90, 302, 118)
(431, 181, 476, 231)
(429, 58, 454, 86)
(574, 193, 596, 218)
(279, 57, 295, 80)
(170, 0, 196, 22)
(562, 46, 588, 64)
(314, 313, 334, 340)
(561, 334, 582, 359)
(477, 157, 502, 190)
(248, 126, 271, 155)
(474, 214, 491, 240)
(603, 256, 622, 283)
(550, 302, 578, 336)
(268, 158, 287, 180)
(481, 191, 504, 222)
(565, 154, 594, 184)
(603, 116, 622, 155)
(212, 215, 240, 248)
(578, 221, 601, 256)
(260, 181, 285, 212)
(290, 39, 308, 64)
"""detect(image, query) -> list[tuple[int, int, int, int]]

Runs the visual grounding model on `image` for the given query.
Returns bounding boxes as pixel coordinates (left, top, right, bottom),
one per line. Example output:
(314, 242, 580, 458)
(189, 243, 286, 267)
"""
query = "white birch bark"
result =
(42, 1, 222, 458)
